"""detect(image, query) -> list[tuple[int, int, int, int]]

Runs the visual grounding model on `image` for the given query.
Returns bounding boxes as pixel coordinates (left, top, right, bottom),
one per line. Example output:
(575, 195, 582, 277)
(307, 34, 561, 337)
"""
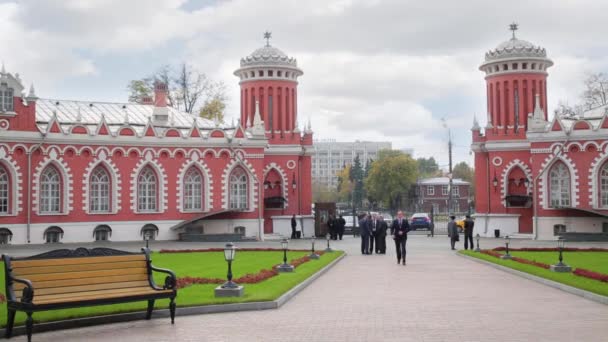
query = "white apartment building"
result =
(312, 140, 393, 188)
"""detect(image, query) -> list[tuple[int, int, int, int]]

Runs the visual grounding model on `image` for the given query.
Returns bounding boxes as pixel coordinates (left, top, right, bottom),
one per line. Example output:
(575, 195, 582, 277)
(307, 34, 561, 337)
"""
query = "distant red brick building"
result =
(472, 25, 608, 239)
(0, 34, 313, 244)
(414, 177, 471, 214)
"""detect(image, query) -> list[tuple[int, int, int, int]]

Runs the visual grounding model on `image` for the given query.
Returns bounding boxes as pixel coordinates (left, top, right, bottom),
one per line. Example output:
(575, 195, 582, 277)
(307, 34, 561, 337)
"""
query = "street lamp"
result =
(475, 233, 481, 252)
(325, 233, 333, 252)
(214, 242, 244, 297)
(277, 238, 295, 272)
(310, 235, 320, 259)
(550, 237, 572, 272)
(500, 235, 512, 259)
(144, 231, 151, 249)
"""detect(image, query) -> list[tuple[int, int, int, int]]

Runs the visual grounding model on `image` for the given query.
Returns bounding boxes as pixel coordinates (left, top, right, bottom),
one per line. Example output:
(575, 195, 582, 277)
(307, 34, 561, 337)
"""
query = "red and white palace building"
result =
(472, 26, 608, 239)
(0, 36, 313, 244)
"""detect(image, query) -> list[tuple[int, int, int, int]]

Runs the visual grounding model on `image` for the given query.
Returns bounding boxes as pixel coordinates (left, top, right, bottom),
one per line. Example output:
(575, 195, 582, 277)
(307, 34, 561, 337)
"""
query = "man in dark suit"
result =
(369, 214, 378, 254)
(463, 215, 475, 250)
(337, 215, 346, 240)
(391, 210, 410, 265)
(360, 214, 371, 254)
(291, 214, 297, 239)
(376, 215, 388, 254)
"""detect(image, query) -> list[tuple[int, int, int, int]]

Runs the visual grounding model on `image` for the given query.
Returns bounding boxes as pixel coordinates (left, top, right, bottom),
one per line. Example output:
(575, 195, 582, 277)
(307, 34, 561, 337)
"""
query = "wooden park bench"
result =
(2, 247, 177, 341)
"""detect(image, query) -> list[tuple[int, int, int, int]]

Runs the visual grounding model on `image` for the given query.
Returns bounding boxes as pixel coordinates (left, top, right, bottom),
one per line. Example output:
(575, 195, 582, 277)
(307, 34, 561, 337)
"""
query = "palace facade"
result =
(0, 36, 313, 244)
(472, 26, 608, 239)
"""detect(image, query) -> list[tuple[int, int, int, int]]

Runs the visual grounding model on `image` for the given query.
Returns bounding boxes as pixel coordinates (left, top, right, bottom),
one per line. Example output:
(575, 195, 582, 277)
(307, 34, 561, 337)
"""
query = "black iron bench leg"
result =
(25, 312, 33, 342)
(4, 309, 16, 338)
(146, 300, 155, 320)
(169, 297, 176, 324)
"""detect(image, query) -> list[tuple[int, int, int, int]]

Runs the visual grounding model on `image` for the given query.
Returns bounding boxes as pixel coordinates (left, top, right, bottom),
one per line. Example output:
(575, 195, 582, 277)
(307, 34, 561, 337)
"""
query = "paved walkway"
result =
(24, 236, 608, 341)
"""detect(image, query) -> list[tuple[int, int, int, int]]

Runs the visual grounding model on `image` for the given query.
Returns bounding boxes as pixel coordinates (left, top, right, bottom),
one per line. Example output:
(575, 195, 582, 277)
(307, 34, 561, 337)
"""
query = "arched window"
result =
(138, 167, 157, 212)
(90, 166, 110, 213)
(0, 165, 9, 214)
(0, 227, 12, 244)
(141, 224, 159, 240)
(600, 163, 608, 208)
(44, 226, 63, 243)
(184, 167, 203, 211)
(40, 166, 61, 213)
(230, 168, 248, 210)
(549, 162, 570, 208)
(93, 225, 112, 241)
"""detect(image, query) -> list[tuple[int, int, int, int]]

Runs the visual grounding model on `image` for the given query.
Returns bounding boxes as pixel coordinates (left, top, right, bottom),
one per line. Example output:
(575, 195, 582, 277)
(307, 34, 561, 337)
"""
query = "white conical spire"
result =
(76, 106, 82, 122)
(27, 83, 37, 98)
(251, 100, 265, 135)
(471, 115, 480, 130)
(533, 94, 545, 120)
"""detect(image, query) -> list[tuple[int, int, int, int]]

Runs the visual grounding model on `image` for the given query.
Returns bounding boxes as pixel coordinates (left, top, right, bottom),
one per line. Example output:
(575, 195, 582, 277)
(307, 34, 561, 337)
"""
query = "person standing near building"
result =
(463, 215, 475, 250)
(376, 215, 388, 254)
(337, 215, 346, 240)
(369, 213, 378, 254)
(291, 214, 297, 239)
(447, 215, 459, 250)
(327, 215, 336, 240)
(360, 214, 371, 254)
(391, 211, 410, 265)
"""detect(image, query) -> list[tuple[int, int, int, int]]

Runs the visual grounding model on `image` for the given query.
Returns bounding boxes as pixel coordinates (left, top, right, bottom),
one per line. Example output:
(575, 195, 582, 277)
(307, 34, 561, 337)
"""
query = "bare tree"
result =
(582, 72, 608, 109)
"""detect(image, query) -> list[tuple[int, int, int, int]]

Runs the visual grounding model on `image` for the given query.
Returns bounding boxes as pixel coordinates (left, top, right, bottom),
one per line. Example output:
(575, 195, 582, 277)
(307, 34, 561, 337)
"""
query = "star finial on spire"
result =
(509, 22, 518, 39)
(263, 31, 272, 47)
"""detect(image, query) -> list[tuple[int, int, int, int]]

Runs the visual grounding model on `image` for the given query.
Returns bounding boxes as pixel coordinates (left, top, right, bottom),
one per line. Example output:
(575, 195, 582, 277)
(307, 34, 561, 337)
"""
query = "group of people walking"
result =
(326, 215, 346, 240)
(359, 210, 411, 265)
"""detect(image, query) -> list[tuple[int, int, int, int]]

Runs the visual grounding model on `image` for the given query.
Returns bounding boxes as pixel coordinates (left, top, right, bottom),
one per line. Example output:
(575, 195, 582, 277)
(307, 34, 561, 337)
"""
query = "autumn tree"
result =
(365, 150, 418, 213)
(417, 157, 440, 178)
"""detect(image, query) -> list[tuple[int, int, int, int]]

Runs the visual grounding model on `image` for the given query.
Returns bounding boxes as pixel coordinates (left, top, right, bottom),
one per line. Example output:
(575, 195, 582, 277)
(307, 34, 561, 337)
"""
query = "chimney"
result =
(152, 82, 169, 123)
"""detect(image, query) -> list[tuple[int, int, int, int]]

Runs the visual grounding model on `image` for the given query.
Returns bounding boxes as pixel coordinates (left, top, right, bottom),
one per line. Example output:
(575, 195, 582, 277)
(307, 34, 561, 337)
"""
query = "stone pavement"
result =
(20, 236, 608, 341)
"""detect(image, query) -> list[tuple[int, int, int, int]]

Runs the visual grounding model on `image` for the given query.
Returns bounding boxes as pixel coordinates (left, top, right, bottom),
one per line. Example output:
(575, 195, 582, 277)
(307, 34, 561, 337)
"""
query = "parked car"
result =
(410, 213, 432, 230)
(343, 215, 359, 235)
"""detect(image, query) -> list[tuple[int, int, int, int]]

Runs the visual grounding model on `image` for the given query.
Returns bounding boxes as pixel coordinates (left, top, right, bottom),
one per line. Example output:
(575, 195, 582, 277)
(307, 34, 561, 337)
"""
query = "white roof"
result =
(418, 177, 469, 185)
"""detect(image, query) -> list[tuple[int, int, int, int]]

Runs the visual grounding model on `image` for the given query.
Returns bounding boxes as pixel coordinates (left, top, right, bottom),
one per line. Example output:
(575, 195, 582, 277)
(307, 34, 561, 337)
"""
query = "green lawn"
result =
(460, 250, 608, 297)
(509, 251, 608, 274)
(1, 250, 343, 328)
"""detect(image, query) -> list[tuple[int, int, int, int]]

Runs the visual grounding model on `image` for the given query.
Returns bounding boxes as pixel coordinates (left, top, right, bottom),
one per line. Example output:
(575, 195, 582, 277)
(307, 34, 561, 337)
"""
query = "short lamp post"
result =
(144, 232, 150, 249)
(310, 235, 320, 259)
(550, 237, 572, 272)
(277, 238, 295, 272)
(325, 233, 333, 252)
(474, 233, 481, 252)
(214, 242, 244, 297)
(500, 235, 512, 260)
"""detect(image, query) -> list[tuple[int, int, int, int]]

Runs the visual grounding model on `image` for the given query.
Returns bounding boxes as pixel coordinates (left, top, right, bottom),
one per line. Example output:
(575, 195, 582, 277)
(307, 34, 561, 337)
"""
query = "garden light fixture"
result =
(475, 233, 481, 252)
(500, 235, 512, 259)
(550, 237, 572, 272)
(310, 236, 320, 259)
(325, 232, 333, 252)
(214, 242, 244, 297)
(277, 238, 294, 272)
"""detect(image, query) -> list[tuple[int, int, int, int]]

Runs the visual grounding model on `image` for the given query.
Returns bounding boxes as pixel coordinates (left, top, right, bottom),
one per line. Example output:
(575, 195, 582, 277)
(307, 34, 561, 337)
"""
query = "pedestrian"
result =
(337, 215, 346, 240)
(291, 214, 297, 239)
(327, 215, 336, 240)
(369, 213, 378, 254)
(391, 210, 410, 265)
(464, 215, 475, 250)
(376, 215, 388, 254)
(360, 214, 371, 254)
(447, 215, 459, 250)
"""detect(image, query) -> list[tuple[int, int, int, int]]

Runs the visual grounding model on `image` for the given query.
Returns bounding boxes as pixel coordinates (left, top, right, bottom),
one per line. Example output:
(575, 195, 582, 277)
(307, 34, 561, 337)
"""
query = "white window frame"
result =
(230, 168, 248, 210)
(452, 185, 460, 197)
(0, 87, 14, 112)
(183, 167, 203, 211)
(442, 185, 449, 196)
(40, 166, 61, 213)
(549, 162, 570, 208)
(0, 166, 8, 214)
(138, 167, 158, 212)
(90, 166, 111, 213)
(600, 163, 608, 208)
(426, 186, 434, 196)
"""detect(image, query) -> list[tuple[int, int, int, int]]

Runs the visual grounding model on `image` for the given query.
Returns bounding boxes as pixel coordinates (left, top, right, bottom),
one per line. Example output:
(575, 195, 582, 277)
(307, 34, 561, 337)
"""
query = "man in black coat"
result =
(463, 215, 475, 250)
(337, 215, 346, 240)
(327, 215, 336, 240)
(291, 214, 297, 239)
(369, 214, 378, 254)
(376, 215, 388, 254)
(391, 210, 410, 265)
(360, 214, 371, 254)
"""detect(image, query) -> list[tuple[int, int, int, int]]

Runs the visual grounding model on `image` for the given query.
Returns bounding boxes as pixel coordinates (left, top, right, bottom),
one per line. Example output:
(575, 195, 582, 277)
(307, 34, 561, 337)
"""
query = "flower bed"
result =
(0, 293, 5, 304)
(493, 247, 608, 252)
(174, 253, 324, 289)
(573, 268, 608, 283)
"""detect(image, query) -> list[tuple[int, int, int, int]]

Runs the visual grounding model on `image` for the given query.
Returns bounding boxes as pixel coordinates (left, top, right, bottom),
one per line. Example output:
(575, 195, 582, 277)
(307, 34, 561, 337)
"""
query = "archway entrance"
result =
(263, 169, 285, 234)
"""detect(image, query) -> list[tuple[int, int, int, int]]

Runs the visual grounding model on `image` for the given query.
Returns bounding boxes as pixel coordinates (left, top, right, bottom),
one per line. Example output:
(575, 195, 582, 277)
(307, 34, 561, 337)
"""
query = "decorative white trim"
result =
(176, 151, 213, 213)
(531, 148, 552, 154)
(130, 151, 168, 213)
(286, 160, 297, 170)
(82, 150, 122, 214)
(588, 149, 608, 208)
(500, 159, 532, 207)
(263, 162, 289, 208)
(0, 146, 23, 215)
(33, 147, 73, 215)
(221, 158, 258, 212)
(539, 153, 579, 209)
(0, 119, 9, 130)
(492, 156, 503, 166)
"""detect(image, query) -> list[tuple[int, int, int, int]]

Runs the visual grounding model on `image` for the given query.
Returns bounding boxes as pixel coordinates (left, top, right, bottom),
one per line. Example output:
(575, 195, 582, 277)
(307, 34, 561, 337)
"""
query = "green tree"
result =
(365, 150, 419, 213)
(417, 157, 440, 178)
(336, 165, 353, 202)
(312, 182, 339, 203)
(351, 155, 364, 208)
(452, 161, 475, 199)
(199, 96, 226, 123)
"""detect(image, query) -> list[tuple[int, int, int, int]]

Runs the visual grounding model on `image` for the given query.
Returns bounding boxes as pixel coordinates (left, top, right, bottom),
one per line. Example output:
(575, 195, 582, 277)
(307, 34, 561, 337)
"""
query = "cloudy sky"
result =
(2, 0, 608, 168)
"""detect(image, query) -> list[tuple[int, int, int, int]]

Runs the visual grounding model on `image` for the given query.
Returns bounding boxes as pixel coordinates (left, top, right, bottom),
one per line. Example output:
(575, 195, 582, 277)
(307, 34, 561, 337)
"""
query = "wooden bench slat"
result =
(20, 286, 157, 303)
(22, 267, 146, 282)
(11, 255, 145, 268)
(13, 273, 150, 291)
(31, 288, 173, 305)
(23, 281, 151, 297)
(12, 261, 148, 276)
